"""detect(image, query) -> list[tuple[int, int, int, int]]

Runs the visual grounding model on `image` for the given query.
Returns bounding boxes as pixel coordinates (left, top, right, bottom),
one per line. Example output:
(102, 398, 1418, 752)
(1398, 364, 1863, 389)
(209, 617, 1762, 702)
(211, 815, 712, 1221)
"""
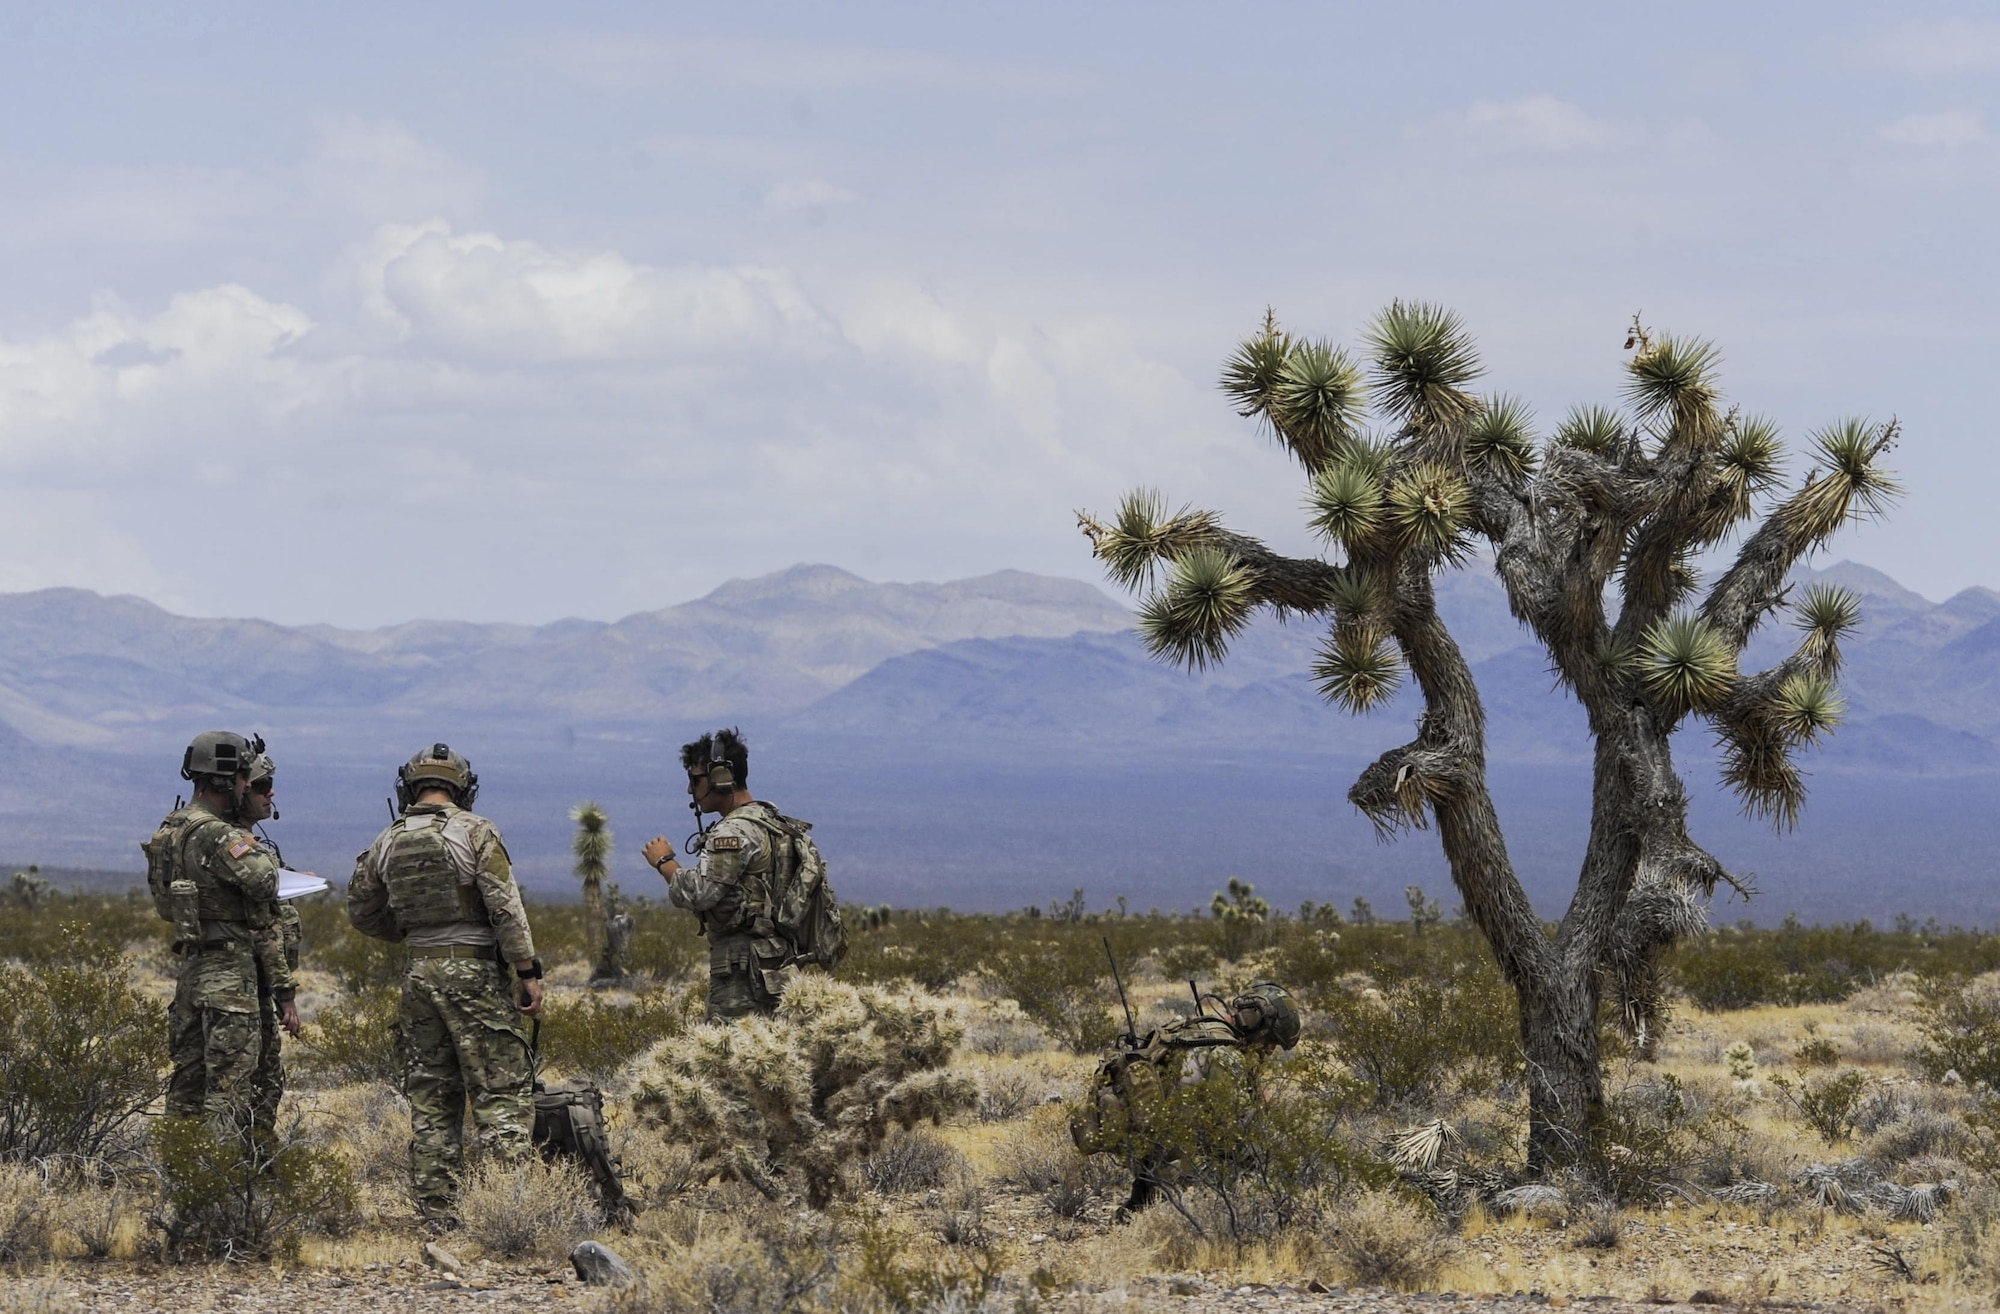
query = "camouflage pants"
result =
(400, 956, 534, 1221)
(165, 944, 263, 1133)
(250, 993, 285, 1135)
(706, 931, 785, 1022)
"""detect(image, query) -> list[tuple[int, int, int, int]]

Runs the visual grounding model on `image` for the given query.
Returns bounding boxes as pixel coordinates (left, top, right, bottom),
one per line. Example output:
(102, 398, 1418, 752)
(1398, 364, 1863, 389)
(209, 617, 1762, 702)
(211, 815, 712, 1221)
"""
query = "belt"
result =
(409, 943, 502, 962)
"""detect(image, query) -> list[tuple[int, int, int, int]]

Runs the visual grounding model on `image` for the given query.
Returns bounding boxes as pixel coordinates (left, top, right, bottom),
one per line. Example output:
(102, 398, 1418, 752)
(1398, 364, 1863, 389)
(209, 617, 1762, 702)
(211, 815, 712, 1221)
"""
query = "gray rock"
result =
(422, 1242, 464, 1276)
(570, 1240, 635, 1288)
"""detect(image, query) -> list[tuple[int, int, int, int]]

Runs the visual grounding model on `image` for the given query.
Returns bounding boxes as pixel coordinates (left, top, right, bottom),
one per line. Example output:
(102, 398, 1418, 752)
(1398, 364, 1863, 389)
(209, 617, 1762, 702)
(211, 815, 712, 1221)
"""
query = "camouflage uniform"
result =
(666, 801, 793, 1020)
(158, 801, 283, 1134)
(250, 896, 301, 1134)
(348, 800, 536, 1222)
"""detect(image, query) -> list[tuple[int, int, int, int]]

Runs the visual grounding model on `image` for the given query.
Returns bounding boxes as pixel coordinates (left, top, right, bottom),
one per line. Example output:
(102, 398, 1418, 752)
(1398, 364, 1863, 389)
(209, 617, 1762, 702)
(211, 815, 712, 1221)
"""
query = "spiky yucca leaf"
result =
(1780, 418, 1903, 545)
(1306, 460, 1385, 548)
(1138, 545, 1255, 671)
(1385, 1119, 1464, 1173)
(1079, 489, 1219, 591)
(1327, 567, 1385, 634)
(1219, 319, 1293, 420)
(1794, 582, 1860, 666)
(1639, 613, 1737, 716)
(1270, 338, 1364, 470)
(1553, 404, 1624, 454)
(1363, 300, 1483, 429)
(1312, 629, 1402, 712)
(1386, 462, 1472, 561)
(1771, 672, 1844, 744)
(1722, 730, 1805, 829)
(1466, 393, 1538, 481)
(1718, 414, 1784, 491)
(1623, 334, 1721, 438)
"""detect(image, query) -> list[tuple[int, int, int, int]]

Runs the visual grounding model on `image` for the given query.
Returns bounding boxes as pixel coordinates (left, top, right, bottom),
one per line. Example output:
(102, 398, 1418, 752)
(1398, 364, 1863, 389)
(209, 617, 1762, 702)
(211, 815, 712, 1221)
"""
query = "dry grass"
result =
(1322, 1189, 1457, 1289)
(456, 1158, 600, 1261)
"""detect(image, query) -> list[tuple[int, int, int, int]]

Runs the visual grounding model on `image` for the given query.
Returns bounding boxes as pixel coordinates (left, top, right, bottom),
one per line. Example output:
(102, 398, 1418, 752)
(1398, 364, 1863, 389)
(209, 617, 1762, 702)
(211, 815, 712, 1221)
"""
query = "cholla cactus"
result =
(1725, 1040, 1757, 1084)
(627, 975, 977, 1207)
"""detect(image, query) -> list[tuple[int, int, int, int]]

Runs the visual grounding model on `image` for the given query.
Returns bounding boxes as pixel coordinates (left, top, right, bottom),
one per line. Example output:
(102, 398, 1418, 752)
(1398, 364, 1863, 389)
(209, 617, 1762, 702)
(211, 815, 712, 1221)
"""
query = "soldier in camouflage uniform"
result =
(347, 744, 543, 1225)
(150, 731, 289, 1138)
(642, 727, 795, 1021)
(1070, 981, 1302, 1220)
(243, 752, 304, 1135)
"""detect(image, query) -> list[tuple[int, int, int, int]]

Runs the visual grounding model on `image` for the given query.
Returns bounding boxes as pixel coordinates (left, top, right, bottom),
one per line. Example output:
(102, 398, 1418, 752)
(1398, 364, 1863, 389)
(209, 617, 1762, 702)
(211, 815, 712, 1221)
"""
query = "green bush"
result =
(537, 988, 691, 1084)
(293, 986, 403, 1088)
(150, 1117, 359, 1261)
(1315, 962, 1520, 1109)
(0, 930, 164, 1164)
(1589, 1074, 1750, 1204)
(1770, 1071, 1869, 1146)
(1912, 977, 2000, 1091)
(988, 936, 1119, 1054)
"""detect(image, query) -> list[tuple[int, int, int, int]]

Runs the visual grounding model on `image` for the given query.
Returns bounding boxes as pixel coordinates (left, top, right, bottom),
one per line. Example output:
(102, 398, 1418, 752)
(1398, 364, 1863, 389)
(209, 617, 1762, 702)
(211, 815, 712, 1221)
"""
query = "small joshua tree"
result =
(572, 802, 625, 987)
(1079, 304, 1898, 1168)
(1210, 877, 1271, 961)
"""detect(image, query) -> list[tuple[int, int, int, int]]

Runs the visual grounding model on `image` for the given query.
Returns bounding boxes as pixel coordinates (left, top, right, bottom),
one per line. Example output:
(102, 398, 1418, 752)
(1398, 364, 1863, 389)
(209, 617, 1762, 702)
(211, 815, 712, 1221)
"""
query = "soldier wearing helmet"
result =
(148, 731, 285, 1136)
(1069, 980, 1303, 1221)
(242, 751, 304, 1135)
(346, 743, 542, 1227)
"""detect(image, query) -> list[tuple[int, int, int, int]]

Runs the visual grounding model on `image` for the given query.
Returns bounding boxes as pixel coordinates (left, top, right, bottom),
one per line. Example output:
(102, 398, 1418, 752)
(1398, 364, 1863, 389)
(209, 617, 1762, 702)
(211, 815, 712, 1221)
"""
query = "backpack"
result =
(738, 805, 848, 971)
(533, 1079, 633, 1219)
(141, 805, 196, 923)
(1069, 1017, 1243, 1155)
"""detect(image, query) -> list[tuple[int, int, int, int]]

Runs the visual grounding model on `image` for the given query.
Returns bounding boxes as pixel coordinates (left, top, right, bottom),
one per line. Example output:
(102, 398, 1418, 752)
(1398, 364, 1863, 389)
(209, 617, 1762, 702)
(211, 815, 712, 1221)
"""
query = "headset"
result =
(704, 729, 737, 793)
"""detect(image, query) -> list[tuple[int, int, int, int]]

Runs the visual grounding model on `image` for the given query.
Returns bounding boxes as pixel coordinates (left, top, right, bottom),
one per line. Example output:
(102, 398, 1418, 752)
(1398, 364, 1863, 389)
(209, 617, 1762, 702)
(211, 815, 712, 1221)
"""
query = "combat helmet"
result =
(182, 730, 263, 783)
(396, 743, 478, 810)
(1230, 981, 1301, 1050)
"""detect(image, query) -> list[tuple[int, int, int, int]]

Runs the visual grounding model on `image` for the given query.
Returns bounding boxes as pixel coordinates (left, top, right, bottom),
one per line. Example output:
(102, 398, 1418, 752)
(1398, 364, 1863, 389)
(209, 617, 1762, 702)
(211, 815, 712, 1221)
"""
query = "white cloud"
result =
(764, 179, 856, 212)
(1871, 20, 2000, 76)
(347, 222, 834, 361)
(1877, 111, 1988, 148)
(304, 118, 483, 221)
(1461, 95, 1617, 152)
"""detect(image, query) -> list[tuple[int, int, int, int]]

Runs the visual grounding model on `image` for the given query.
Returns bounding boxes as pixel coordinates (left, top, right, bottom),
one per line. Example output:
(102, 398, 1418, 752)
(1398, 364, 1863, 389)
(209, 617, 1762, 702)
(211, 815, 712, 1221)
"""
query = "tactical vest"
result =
(1070, 1016, 1246, 1155)
(373, 808, 485, 930)
(144, 808, 260, 924)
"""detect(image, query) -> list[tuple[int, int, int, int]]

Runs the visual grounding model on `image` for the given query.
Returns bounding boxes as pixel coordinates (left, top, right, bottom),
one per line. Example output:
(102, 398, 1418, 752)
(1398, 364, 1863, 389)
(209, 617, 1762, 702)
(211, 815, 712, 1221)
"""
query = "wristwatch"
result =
(515, 958, 544, 980)
(652, 852, 675, 872)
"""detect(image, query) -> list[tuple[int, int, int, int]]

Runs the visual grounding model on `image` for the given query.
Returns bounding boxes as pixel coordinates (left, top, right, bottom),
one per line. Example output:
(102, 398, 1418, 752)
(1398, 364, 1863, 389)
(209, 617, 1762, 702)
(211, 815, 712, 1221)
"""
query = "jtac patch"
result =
(228, 838, 255, 859)
(707, 835, 745, 852)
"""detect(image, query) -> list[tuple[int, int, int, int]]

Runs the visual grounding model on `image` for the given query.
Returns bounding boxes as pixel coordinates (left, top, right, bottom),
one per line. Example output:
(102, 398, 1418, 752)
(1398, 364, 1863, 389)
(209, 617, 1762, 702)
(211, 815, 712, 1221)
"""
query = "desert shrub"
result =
(293, 985, 403, 1087)
(0, 933, 164, 1164)
(307, 915, 406, 995)
(1794, 1035, 1842, 1068)
(845, 1214, 1006, 1314)
(1771, 1071, 1870, 1145)
(862, 1127, 964, 1196)
(988, 936, 1119, 1054)
(49, 1177, 136, 1259)
(932, 1160, 991, 1245)
(537, 987, 690, 1084)
(458, 1157, 599, 1260)
(629, 976, 977, 1207)
(1132, 1043, 1381, 1237)
(0, 1164, 53, 1263)
(612, 1203, 835, 1314)
(976, 1068, 1040, 1122)
(1210, 878, 1272, 962)
(962, 999, 1046, 1057)
(1315, 964, 1520, 1109)
(150, 1116, 359, 1261)
(1570, 1201, 1623, 1250)
(1321, 1189, 1456, 1290)
(1590, 1075, 1751, 1203)
(996, 1106, 1084, 1193)
(1912, 977, 2000, 1090)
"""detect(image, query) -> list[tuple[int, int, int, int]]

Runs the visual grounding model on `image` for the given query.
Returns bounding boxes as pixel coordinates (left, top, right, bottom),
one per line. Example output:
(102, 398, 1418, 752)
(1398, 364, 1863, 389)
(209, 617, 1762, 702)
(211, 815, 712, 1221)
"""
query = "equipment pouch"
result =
(169, 878, 202, 948)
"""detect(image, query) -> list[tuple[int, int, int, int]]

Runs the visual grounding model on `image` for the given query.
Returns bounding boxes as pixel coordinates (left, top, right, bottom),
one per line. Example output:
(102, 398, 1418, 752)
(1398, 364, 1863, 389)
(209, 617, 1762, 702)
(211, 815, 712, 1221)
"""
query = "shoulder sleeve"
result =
(190, 821, 280, 902)
(468, 815, 535, 964)
(345, 828, 404, 942)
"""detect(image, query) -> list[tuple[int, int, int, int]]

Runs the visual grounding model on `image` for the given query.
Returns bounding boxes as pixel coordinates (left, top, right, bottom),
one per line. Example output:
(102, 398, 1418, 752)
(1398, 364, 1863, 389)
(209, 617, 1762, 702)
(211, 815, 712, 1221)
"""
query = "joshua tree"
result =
(572, 802, 626, 986)
(1079, 304, 1898, 1168)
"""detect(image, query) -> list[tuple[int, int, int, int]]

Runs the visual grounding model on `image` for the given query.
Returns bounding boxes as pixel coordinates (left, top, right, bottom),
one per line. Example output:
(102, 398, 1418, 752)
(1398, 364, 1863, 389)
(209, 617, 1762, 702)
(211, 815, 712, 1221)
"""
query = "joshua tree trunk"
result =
(1082, 306, 1897, 1169)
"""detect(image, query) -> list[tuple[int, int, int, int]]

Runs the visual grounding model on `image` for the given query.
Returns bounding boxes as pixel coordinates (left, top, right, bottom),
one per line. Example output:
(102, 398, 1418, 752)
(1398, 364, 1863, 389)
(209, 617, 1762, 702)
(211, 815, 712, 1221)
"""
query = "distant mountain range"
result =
(8, 560, 1999, 925)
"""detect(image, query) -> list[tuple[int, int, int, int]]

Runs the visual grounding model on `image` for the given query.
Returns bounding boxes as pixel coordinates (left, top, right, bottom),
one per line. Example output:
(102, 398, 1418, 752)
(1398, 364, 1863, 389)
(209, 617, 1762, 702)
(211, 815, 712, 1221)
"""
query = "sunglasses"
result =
(250, 779, 275, 795)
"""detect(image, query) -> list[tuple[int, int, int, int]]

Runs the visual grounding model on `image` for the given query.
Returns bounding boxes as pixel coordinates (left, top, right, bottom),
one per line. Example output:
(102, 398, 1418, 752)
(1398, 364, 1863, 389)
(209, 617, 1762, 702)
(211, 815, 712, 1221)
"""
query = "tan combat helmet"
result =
(182, 730, 261, 783)
(396, 743, 478, 809)
(1230, 981, 1302, 1050)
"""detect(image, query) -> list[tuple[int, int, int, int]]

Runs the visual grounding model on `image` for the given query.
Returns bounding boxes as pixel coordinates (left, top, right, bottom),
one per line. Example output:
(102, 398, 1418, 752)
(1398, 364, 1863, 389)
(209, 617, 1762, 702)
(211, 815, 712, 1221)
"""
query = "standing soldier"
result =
(641, 728, 798, 1021)
(346, 744, 543, 1227)
(148, 731, 286, 1137)
(244, 751, 303, 1135)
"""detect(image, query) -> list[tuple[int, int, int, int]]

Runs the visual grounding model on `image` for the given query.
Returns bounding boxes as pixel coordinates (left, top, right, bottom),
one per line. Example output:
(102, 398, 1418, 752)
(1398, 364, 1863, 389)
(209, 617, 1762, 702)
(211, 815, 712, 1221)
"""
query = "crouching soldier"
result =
(1070, 981, 1302, 1221)
(347, 744, 543, 1227)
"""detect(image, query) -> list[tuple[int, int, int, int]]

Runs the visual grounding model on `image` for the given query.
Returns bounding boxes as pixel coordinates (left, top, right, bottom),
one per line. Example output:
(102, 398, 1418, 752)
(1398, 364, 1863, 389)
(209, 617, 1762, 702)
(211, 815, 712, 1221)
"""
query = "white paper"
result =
(277, 868, 329, 901)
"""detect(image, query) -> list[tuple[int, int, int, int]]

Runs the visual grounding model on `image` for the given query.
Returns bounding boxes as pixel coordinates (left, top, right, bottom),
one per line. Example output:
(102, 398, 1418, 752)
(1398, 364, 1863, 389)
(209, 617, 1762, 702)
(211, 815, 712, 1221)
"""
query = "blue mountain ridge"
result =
(3, 560, 1996, 925)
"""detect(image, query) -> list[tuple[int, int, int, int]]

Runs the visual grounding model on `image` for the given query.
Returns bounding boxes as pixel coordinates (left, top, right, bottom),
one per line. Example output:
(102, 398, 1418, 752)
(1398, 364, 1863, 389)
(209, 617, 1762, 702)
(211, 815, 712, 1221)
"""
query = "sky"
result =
(0, 1, 1994, 628)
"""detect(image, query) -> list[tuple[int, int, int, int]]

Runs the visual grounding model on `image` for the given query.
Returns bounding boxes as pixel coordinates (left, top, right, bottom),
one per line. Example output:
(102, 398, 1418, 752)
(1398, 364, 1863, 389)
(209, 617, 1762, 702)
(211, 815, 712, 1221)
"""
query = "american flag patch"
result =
(228, 839, 254, 859)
